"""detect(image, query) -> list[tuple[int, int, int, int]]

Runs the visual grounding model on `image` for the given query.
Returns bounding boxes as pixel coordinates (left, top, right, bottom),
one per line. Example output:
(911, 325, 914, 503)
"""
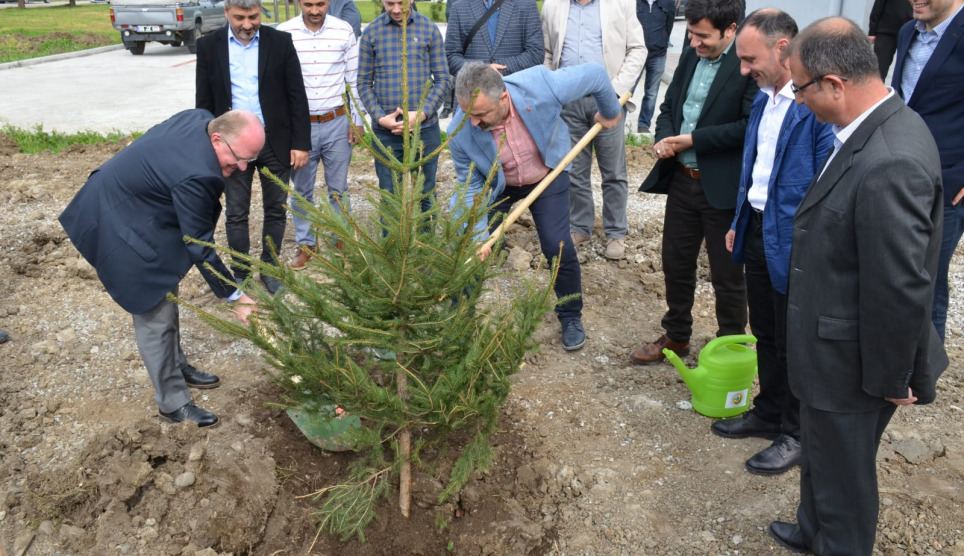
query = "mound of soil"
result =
(1, 142, 962, 556)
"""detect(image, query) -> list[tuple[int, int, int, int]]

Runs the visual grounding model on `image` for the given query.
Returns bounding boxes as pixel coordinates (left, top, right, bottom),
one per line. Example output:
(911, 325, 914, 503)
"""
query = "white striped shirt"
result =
(278, 14, 364, 124)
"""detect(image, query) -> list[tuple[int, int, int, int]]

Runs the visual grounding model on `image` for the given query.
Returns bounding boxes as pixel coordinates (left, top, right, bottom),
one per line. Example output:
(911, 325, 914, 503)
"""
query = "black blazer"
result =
(892, 9, 964, 206)
(195, 25, 310, 161)
(639, 46, 757, 210)
(59, 110, 238, 315)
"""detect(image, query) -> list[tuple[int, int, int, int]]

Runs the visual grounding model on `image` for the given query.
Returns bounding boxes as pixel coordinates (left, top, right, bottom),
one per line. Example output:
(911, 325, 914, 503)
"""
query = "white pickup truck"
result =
(109, 0, 226, 55)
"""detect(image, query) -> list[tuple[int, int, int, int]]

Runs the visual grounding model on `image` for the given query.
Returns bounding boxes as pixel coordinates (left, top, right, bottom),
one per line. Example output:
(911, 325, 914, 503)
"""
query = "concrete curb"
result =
(0, 44, 125, 72)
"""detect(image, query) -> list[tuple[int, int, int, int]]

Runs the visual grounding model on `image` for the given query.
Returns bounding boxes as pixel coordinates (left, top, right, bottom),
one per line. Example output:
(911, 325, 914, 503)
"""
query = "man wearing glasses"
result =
(59, 110, 263, 429)
(770, 18, 946, 555)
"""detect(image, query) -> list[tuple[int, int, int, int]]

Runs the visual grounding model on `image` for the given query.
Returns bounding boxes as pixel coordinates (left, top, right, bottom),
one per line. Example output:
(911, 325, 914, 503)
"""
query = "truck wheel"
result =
(170, 40, 183, 47)
(128, 42, 145, 55)
(187, 22, 201, 54)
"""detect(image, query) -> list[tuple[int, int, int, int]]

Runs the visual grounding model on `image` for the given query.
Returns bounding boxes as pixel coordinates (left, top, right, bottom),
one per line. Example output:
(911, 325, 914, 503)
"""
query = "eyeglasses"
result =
(223, 137, 258, 165)
(791, 74, 849, 95)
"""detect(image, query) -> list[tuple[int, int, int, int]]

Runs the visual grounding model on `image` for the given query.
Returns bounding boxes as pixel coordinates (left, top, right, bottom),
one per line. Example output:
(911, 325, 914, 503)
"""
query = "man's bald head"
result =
(786, 17, 879, 86)
(208, 110, 265, 177)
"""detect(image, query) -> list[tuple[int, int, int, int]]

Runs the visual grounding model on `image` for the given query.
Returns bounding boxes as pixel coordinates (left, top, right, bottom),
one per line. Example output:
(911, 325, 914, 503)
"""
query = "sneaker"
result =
(561, 319, 586, 351)
(605, 238, 626, 260)
(571, 232, 590, 246)
(637, 126, 650, 134)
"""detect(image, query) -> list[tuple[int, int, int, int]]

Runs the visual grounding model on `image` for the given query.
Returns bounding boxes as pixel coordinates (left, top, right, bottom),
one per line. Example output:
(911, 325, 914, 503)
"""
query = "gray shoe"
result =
(605, 238, 625, 260)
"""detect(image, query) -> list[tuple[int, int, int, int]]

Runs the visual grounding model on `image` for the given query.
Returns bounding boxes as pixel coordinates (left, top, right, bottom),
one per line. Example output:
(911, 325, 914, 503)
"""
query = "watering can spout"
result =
(663, 348, 700, 390)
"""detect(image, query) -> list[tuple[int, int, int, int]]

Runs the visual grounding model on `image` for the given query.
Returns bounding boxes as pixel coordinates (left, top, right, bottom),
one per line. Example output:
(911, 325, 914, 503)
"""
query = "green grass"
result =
(0, 0, 541, 62)
(1, 124, 140, 154)
(0, 4, 118, 63)
(625, 132, 653, 147)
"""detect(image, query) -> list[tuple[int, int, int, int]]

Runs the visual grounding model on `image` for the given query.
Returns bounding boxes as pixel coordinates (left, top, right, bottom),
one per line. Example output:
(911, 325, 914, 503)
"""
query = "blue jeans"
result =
(490, 172, 583, 322)
(634, 54, 666, 131)
(373, 122, 440, 214)
(290, 116, 353, 247)
(933, 200, 964, 340)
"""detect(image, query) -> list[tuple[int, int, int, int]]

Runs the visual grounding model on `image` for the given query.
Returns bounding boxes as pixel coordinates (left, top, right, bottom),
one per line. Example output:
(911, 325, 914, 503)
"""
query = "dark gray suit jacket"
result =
(786, 95, 948, 412)
(59, 110, 237, 315)
(444, 0, 543, 76)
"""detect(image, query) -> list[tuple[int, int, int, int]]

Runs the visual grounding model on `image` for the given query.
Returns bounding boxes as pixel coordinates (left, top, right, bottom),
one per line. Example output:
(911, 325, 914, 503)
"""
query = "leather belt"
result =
(677, 162, 701, 180)
(310, 105, 346, 123)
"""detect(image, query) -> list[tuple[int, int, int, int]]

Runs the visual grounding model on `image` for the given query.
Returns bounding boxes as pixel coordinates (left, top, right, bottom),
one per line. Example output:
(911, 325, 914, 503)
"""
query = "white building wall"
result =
(745, 0, 876, 32)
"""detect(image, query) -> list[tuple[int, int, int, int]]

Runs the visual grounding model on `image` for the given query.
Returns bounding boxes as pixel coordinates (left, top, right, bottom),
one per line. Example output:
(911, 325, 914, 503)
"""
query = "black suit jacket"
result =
(892, 9, 964, 206)
(786, 96, 948, 412)
(195, 25, 310, 161)
(59, 110, 238, 315)
(639, 45, 757, 210)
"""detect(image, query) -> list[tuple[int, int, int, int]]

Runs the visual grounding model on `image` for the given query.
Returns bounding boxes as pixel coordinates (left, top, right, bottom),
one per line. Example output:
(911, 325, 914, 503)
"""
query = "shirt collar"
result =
(295, 14, 327, 34)
(704, 37, 735, 64)
(832, 88, 895, 147)
(383, 10, 415, 26)
(914, 3, 964, 36)
(774, 80, 795, 102)
(228, 27, 260, 45)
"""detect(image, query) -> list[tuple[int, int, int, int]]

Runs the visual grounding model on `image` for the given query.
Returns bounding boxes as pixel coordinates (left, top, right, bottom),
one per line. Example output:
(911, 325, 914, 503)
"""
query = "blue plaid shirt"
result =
(358, 10, 450, 129)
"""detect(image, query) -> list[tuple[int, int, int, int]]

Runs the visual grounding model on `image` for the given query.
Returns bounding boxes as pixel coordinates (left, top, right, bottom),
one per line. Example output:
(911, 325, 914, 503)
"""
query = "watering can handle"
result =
(703, 334, 758, 354)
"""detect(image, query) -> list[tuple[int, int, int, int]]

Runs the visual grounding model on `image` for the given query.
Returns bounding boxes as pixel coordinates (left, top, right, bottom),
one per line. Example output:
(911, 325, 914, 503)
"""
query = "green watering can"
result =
(663, 334, 758, 418)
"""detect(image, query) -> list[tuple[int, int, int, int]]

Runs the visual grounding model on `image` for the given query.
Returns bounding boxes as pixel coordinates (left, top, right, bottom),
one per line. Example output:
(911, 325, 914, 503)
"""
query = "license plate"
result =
(135, 25, 161, 32)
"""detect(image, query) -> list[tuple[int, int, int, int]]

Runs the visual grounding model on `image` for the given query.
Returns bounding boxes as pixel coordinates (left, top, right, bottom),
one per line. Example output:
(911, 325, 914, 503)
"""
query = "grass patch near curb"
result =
(1, 124, 141, 154)
(0, 5, 118, 63)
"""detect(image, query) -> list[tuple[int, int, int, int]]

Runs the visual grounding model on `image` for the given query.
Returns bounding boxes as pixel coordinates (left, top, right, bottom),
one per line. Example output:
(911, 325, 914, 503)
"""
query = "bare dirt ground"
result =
(1, 138, 963, 556)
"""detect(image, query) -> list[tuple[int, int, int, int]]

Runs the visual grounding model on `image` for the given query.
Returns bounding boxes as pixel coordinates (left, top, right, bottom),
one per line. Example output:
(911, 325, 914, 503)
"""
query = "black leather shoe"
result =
(158, 402, 220, 428)
(261, 274, 283, 294)
(746, 434, 802, 475)
(768, 521, 810, 553)
(182, 365, 221, 389)
(711, 412, 781, 440)
(561, 319, 586, 351)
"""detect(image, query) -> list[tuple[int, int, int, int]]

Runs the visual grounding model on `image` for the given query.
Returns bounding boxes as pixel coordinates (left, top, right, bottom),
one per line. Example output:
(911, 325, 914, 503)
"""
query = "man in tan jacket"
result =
(542, 0, 646, 260)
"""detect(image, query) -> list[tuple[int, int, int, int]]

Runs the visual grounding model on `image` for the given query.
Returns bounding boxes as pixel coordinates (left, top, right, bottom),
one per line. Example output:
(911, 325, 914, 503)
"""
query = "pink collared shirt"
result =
(490, 98, 552, 187)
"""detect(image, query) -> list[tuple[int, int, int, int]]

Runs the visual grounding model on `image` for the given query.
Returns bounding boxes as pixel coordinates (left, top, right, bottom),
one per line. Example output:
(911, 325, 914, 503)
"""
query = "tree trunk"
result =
(399, 427, 411, 518)
(397, 370, 411, 517)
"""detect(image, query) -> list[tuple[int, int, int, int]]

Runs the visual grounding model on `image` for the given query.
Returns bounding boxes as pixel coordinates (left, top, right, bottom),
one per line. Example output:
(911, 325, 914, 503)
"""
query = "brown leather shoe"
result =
(630, 334, 690, 365)
(290, 245, 313, 270)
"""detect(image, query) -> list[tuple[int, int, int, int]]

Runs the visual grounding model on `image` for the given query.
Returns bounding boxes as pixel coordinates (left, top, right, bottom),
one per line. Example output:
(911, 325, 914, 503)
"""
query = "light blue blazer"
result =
(447, 63, 621, 237)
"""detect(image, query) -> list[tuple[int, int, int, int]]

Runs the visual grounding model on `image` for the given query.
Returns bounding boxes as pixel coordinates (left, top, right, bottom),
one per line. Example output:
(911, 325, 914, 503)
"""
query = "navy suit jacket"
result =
(195, 25, 310, 162)
(445, 0, 543, 76)
(730, 93, 834, 295)
(59, 110, 238, 315)
(892, 9, 964, 205)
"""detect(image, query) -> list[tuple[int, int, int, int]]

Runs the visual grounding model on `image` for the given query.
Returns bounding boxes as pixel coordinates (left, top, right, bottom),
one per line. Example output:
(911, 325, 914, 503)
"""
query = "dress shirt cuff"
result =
(228, 288, 244, 302)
